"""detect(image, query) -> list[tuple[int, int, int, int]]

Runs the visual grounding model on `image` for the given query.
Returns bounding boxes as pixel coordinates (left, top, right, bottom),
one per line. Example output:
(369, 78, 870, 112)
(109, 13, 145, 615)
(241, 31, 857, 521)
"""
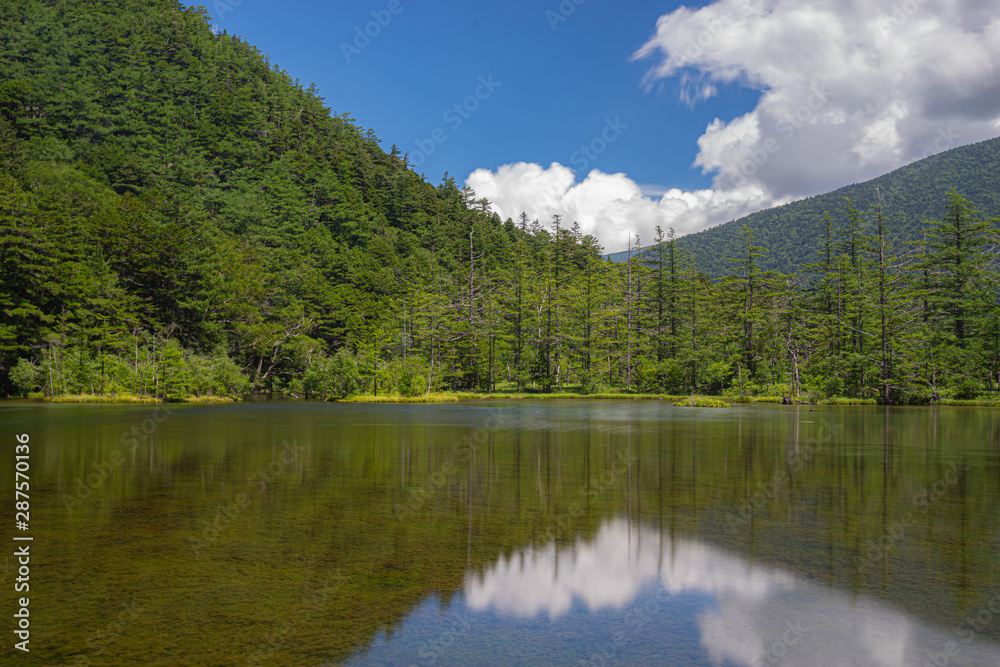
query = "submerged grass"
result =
(674, 397, 732, 408)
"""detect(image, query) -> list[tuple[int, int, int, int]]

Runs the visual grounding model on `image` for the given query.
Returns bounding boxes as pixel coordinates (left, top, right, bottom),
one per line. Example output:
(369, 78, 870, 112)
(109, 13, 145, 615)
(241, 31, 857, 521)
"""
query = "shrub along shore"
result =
(14, 392, 1000, 407)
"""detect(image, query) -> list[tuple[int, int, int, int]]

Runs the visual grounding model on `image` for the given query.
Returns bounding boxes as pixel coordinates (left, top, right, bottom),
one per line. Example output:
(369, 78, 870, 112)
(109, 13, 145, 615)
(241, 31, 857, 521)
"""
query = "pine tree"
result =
(915, 192, 998, 396)
(725, 226, 772, 385)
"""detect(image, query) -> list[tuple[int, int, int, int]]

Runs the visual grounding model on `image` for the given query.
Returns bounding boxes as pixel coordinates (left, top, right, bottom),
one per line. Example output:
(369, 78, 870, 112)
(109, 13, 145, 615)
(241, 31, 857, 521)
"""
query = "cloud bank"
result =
(467, 0, 1000, 251)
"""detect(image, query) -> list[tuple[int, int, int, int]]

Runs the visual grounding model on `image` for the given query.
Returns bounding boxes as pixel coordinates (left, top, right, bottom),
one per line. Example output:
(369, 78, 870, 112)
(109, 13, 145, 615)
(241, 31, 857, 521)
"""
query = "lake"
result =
(1, 400, 999, 665)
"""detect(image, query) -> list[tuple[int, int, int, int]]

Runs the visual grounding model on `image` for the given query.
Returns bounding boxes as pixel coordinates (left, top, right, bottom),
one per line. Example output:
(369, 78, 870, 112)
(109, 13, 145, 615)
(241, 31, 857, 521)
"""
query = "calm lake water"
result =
(1, 400, 999, 666)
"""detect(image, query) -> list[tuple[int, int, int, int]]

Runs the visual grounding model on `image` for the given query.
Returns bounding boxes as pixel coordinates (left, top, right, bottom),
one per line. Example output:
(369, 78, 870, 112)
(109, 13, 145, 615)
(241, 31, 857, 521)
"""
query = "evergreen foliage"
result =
(669, 138, 1000, 277)
(1, 0, 998, 403)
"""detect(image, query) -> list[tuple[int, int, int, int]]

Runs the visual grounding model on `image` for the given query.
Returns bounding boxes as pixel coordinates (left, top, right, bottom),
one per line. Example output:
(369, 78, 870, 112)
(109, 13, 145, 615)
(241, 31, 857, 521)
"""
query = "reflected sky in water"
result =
(351, 518, 1000, 666)
(5, 401, 999, 665)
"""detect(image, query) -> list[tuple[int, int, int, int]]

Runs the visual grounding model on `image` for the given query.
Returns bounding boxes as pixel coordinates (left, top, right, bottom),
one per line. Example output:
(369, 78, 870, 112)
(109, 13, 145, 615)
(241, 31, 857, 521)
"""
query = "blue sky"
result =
(207, 0, 754, 189)
(204, 0, 1000, 251)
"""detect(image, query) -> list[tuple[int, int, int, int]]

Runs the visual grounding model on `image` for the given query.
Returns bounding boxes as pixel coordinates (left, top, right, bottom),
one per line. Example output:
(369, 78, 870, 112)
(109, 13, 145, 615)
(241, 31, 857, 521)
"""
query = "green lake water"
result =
(1, 400, 999, 666)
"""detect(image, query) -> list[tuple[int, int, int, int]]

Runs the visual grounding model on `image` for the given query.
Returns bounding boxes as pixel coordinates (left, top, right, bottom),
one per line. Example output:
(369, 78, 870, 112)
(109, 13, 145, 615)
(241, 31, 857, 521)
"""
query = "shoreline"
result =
(5, 393, 999, 407)
(11, 394, 241, 405)
(338, 393, 999, 407)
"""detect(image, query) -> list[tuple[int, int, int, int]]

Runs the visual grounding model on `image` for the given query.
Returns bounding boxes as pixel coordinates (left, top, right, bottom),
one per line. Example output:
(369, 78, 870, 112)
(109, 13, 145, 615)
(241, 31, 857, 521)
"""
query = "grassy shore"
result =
(339, 392, 1000, 406)
(936, 398, 1000, 407)
(41, 394, 239, 404)
(728, 396, 879, 405)
(19, 392, 1000, 407)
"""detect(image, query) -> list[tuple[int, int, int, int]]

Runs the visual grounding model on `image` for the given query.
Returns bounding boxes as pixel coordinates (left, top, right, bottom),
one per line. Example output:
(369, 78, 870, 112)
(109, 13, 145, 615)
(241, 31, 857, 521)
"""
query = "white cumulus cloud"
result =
(467, 0, 1000, 251)
(466, 162, 773, 249)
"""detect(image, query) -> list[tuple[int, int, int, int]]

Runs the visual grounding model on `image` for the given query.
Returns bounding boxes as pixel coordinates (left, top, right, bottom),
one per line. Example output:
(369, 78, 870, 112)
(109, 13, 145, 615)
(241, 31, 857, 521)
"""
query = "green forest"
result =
(667, 136, 1000, 277)
(1, 0, 999, 404)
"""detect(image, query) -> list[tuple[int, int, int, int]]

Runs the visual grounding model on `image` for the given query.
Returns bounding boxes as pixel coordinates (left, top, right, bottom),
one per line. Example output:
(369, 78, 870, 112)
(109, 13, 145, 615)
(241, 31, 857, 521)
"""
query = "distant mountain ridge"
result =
(613, 137, 1000, 276)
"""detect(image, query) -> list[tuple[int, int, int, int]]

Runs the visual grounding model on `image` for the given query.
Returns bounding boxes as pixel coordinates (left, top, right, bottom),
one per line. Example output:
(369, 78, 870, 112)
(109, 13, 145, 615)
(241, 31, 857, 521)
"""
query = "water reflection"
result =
(466, 520, 795, 621)
(355, 518, 1000, 666)
(6, 402, 1000, 665)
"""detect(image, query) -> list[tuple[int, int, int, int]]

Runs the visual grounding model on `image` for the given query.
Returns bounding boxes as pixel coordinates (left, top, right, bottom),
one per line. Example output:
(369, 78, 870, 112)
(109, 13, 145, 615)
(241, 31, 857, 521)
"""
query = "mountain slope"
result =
(0, 0, 510, 393)
(670, 138, 1000, 276)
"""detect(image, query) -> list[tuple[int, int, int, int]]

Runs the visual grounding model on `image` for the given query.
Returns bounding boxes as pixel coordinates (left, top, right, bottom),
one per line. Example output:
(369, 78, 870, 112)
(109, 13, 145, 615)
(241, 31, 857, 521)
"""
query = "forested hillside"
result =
(0, 0, 512, 398)
(1, 0, 999, 403)
(671, 137, 1000, 276)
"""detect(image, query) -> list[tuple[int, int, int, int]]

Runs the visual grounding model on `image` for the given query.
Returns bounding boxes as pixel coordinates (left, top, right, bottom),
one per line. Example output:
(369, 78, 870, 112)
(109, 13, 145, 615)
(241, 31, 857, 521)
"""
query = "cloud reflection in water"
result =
(464, 518, 1000, 666)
